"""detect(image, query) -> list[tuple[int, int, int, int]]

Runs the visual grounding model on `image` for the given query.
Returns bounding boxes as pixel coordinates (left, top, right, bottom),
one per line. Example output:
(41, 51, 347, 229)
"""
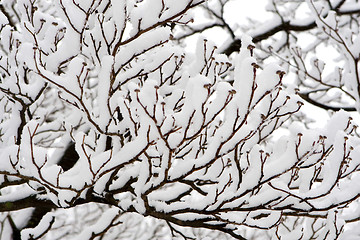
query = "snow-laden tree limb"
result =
(1, 0, 360, 239)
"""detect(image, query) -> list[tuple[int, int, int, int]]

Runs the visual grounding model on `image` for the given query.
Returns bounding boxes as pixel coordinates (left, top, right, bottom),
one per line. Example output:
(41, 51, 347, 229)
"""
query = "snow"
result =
(205, 82, 234, 122)
(160, 1, 193, 21)
(21, 212, 55, 240)
(58, 0, 85, 31)
(97, 56, 114, 129)
(320, 110, 350, 141)
(0, 184, 36, 203)
(112, 0, 127, 31)
(46, 26, 81, 72)
(253, 63, 282, 101)
(148, 183, 190, 202)
(114, 27, 171, 71)
(247, 16, 282, 39)
(323, 10, 337, 29)
(109, 165, 140, 191)
(77, 208, 120, 239)
(245, 210, 281, 229)
(3, 0, 360, 238)
(340, 2, 360, 13)
(130, 0, 163, 31)
(40, 165, 62, 186)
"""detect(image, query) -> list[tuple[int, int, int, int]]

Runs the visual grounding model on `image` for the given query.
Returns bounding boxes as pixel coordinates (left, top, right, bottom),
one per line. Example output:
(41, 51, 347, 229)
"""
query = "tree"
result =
(1, 0, 360, 239)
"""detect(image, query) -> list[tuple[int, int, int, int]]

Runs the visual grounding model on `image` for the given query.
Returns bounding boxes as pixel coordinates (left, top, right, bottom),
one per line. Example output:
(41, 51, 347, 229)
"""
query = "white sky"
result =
(224, 0, 271, 25)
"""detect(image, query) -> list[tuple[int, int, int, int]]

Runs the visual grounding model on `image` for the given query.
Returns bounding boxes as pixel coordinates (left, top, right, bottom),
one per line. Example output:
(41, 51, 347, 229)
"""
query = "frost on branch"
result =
(1, 0, 360, 239)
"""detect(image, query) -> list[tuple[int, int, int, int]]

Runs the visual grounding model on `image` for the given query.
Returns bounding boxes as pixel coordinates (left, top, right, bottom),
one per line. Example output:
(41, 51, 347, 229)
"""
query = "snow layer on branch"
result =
(159, 0, 193, 20)
(5, 1, 360, 238)
(247, 16, 282, 40)
(233, 43, 255, 110)
(205, 82, 234, 121)
(57, 0, 86, 31)
(112, 0, 127, 30)
(0, 184, 36, 203)
(21, 213, 55, 240)
(101, 132, 149, 173)
(0, 11, 8, 25)
(97, 56, 113, 129)
(114, 27, 171, 71)
(0, 102, 22, 146)
(46, 25, 81, 71)
(148, 183, 190, 202)
(175, 74, 210, 133)
(130, 0, 163, 31)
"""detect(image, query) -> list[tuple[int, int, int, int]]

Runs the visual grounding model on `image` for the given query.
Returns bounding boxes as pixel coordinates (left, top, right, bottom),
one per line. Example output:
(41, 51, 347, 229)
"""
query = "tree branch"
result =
(0, 195, 56, 212)
(298, 92, 356, 112)
(222, 21, 317, 56)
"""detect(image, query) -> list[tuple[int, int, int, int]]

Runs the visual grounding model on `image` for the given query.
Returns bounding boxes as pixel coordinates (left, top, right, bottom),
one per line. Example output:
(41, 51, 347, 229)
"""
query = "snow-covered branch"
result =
(1, 0, 360, 239)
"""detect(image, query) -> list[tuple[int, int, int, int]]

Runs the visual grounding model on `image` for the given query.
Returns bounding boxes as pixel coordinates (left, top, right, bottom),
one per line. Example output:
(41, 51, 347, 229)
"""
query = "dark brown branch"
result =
(175, 22, 224, 40)
(337, 9, 360, 15)
(298, 92, 356, 112)
(148, 210, 247, 240)
(222, 0, 355, 56)
(222, 21, 317, 56)
(0, 195, 56, 212)
(0, 4, 17, 30)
